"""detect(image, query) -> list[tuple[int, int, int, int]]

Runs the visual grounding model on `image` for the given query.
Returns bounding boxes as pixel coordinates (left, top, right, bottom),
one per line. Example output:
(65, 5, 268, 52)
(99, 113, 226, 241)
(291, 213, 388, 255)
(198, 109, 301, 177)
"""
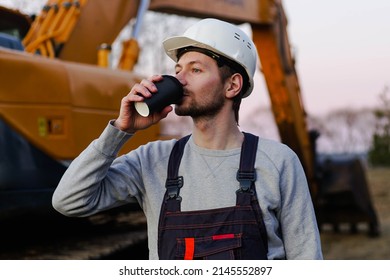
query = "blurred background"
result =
(0, 0, 389, 260)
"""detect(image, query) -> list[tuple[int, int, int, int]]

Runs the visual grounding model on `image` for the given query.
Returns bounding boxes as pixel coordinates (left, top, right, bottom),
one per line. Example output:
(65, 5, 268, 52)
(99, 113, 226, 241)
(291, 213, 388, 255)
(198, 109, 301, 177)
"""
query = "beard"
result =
(175, 90, 226, 120)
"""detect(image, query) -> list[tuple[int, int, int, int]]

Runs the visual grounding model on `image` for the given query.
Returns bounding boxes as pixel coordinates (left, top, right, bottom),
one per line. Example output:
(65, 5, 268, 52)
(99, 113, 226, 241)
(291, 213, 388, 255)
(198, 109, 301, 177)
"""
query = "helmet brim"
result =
(163, 36, 254, 98)
(163, 36, 216, 62)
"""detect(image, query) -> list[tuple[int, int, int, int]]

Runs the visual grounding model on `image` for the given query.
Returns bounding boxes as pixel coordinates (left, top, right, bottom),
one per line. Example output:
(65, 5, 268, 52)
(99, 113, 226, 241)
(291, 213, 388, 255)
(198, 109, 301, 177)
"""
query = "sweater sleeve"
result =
(52, 121, 139, 217)
(278, 152, 323, 259)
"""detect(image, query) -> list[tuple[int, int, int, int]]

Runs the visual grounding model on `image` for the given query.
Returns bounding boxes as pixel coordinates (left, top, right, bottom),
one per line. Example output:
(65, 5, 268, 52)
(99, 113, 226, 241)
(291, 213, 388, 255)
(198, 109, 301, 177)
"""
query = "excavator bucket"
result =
(316, 157, 380, 237)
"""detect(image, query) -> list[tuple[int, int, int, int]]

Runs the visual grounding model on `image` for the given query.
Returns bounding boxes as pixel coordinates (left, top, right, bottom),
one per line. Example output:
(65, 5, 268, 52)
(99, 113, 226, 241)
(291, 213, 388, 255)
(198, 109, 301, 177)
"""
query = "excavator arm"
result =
(251, 4, 317, 198)
(23, 0, 142, 64)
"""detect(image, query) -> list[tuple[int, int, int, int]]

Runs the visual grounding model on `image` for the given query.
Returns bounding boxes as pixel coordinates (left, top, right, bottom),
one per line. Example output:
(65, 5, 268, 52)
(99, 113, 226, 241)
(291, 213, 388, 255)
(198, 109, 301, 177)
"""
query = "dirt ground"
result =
(319, 166, 390, 260)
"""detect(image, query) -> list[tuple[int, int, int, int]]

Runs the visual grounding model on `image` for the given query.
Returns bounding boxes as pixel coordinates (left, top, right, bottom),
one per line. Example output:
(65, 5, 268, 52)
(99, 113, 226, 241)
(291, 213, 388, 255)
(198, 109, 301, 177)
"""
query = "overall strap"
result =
(236, 132, 259, 193)
(165, 135, 191, 202)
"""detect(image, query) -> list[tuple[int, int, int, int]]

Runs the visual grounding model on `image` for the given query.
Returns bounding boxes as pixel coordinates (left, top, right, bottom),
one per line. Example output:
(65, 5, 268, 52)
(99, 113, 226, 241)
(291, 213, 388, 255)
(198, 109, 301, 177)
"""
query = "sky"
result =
(1, 0, 390, 116)
(282, 0, 390, 115)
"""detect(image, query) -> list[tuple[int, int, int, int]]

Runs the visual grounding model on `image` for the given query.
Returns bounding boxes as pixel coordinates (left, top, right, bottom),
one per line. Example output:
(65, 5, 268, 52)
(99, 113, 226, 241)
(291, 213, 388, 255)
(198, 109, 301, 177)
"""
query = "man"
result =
(52, 18, 323, 260)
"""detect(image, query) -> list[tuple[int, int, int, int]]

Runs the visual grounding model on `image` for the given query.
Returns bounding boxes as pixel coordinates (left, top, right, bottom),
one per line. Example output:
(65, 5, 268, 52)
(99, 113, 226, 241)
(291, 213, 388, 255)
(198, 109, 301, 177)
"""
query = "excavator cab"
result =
(0, 6, 30, 50)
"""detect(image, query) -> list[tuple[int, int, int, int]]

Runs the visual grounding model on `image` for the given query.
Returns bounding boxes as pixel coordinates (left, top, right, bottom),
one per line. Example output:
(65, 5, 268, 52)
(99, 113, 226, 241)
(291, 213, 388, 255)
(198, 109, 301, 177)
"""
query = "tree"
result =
(0, 0, 45, 15)
(368, 86, 390, 166)
(309, 108, 376, 154)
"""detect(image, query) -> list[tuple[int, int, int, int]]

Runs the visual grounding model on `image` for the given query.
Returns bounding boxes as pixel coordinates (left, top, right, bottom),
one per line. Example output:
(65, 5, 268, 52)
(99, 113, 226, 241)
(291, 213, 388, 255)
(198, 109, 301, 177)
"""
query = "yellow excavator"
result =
(0, 0, 379, 236)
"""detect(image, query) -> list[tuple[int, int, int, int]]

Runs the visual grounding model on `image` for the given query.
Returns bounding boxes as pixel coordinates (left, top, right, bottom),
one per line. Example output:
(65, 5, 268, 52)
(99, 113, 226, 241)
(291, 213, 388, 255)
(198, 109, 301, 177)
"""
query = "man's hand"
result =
(114, 75, 173, 133)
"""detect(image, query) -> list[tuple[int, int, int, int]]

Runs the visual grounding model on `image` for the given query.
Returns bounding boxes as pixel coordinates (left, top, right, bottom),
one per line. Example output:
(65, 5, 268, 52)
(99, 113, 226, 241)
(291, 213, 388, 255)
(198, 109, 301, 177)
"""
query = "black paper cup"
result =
(134, 75, 183, 117)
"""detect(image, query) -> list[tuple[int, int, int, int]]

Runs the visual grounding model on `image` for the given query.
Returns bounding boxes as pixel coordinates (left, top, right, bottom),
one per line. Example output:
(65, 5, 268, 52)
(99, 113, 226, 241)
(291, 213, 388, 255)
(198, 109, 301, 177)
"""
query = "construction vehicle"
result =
(0, 0, 379, 236)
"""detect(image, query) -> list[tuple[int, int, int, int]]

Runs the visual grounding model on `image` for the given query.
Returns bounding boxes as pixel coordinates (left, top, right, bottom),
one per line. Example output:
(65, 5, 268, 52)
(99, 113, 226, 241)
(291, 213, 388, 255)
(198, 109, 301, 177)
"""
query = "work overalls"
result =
(158, 132, 268, 260)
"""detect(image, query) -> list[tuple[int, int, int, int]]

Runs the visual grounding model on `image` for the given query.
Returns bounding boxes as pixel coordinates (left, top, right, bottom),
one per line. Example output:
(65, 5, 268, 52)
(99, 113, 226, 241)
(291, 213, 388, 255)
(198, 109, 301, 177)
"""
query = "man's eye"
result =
(192, 68, 201, 73)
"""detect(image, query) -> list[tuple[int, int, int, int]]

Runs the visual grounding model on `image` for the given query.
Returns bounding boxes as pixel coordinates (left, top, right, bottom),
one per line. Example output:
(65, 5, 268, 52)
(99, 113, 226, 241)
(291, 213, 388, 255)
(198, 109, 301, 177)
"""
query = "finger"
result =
(128, 83, 153, 99)
(139, 79, 158, 95)
(124, 90, 143, 103)
(148, 74, 164, 83)
(151, 105, 173, 122)
(160, 105, 174, 117)
(141, 75, 165, 93)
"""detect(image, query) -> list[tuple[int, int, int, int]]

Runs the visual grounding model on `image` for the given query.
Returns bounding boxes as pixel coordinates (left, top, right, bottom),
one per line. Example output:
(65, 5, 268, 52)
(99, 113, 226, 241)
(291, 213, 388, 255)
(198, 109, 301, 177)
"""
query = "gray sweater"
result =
(52, 122, 323, 260)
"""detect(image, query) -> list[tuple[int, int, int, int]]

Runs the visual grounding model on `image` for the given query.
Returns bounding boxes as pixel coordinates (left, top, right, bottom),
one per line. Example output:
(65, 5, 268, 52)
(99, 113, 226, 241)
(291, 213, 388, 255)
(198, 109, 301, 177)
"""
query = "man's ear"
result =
(225, 73, 243, 99)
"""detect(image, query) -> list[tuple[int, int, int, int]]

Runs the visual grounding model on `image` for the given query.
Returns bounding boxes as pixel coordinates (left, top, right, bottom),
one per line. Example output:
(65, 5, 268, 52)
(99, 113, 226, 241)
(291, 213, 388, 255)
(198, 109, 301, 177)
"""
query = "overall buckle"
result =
(236, 171, 256, 193)
(165, 176, 184, 201)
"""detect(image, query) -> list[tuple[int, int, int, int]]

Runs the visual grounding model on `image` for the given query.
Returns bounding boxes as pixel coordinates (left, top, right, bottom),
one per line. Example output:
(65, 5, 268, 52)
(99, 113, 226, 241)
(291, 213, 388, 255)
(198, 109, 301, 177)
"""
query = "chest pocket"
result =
(176, 234, 242, 260)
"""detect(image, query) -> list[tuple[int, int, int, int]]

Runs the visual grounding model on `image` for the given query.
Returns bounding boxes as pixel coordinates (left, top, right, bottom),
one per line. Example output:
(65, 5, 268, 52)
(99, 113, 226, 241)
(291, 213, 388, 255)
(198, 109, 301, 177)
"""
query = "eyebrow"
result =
(175, 59, 207, 70)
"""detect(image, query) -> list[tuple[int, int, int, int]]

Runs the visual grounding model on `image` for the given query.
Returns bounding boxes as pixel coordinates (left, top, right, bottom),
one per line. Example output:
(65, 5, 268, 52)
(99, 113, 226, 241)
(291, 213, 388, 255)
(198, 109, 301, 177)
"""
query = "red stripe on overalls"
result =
(212, 233, 235, 240)
(184, 238, 195, 260)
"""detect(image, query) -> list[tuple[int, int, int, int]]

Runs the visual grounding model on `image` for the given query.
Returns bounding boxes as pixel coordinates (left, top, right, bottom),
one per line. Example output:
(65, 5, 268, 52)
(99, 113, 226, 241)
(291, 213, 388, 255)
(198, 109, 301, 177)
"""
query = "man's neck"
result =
(191, 113, 243, 150)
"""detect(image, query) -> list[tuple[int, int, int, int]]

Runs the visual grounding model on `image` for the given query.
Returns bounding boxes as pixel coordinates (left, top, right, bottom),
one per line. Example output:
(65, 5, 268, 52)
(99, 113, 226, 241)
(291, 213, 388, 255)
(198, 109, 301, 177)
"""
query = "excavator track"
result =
(0, 206, 148, 260)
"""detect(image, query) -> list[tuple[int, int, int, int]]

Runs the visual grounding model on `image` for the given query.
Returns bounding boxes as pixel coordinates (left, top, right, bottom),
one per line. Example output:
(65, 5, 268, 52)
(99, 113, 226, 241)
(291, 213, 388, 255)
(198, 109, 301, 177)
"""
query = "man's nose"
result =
(175, 73, 186, 87)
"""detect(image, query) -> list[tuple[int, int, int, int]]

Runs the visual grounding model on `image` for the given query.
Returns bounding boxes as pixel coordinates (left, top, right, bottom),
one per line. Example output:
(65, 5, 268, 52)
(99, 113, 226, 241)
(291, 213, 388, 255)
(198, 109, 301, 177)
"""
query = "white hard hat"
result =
(163, 18, 257, 98)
